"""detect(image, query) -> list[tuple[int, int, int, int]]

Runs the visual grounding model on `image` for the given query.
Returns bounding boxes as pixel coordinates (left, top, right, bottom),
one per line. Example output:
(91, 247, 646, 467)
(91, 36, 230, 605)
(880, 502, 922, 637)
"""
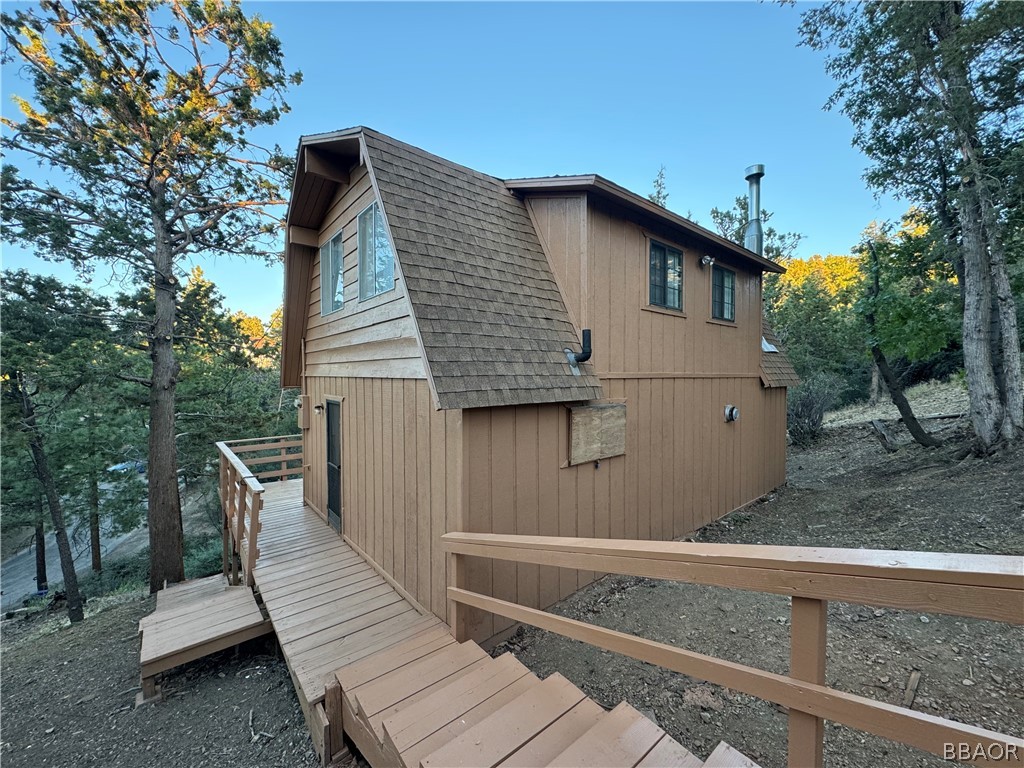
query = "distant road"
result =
(1, 521, 139, 612)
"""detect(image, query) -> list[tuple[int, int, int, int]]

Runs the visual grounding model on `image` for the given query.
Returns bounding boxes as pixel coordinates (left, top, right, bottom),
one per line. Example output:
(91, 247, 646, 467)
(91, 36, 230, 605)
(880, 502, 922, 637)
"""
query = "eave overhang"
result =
(505, 175, 786, 275)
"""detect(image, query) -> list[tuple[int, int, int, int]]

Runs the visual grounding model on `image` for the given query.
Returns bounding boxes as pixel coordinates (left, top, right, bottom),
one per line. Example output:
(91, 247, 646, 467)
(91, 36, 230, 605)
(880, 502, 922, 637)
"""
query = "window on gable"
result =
(649, 241, 682, 311)
(358, 202, 395, 301)
(712, 265, 736, 321)
(320, 230, 344, 315)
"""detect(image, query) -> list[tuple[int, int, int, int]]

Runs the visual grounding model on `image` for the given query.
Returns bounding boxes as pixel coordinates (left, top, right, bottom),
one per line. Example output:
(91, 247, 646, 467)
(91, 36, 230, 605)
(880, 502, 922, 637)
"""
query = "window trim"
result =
(645, 236, 685, 314)
(357, 201, 396, 302)
(319, 228, 344, 316)
(711, 264, 737, 322)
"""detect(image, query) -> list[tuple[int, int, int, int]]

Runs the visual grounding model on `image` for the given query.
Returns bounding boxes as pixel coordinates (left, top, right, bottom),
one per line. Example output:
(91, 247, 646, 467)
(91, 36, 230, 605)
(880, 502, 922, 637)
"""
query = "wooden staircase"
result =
(329, 630, 761, 768)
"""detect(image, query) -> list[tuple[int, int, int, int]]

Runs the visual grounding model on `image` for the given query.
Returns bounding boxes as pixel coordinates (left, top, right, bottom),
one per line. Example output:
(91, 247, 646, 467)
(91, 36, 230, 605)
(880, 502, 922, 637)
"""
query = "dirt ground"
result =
(2, 386, 1020, 768)
(0, 593, 324, 768)
(494, 399, 1023, 767)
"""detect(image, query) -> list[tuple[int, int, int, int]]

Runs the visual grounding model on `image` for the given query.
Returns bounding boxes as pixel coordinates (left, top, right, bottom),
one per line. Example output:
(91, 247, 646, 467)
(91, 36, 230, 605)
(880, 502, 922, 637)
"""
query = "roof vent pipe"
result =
(744, 164, 765, 256)
(564, 328, 592, 375)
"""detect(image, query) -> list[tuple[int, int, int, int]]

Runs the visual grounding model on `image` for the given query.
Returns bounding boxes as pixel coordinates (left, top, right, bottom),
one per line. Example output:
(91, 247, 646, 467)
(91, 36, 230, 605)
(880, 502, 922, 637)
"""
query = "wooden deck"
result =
(141, 473, 767, 766)
(137, 573, 271, 705)
(252, 479, 449, 758)
(253, 481, 763, 768)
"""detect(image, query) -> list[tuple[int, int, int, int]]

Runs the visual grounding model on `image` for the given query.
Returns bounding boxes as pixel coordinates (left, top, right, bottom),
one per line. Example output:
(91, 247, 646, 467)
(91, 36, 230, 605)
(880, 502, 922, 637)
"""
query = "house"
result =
(280, 127, 798, 644)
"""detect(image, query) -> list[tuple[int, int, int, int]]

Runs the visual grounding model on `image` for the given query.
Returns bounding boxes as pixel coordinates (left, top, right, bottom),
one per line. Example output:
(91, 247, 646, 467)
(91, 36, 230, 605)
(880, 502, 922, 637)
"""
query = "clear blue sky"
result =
(2, 1, 907, 320)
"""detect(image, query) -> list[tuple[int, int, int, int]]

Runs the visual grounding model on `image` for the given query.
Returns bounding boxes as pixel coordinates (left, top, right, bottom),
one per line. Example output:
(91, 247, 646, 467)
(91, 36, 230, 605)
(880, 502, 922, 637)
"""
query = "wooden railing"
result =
(444, 533, 1024, 768)
(215, 435, 303, 587)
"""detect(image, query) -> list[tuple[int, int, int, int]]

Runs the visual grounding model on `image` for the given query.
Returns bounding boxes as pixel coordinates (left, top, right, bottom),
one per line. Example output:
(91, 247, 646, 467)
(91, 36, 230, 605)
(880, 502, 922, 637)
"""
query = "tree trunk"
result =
(980, 196, 1024, 441)
(34, 496, 48, 594)
(15, 374, 84, 622)
(871, 346, 942, 448)
(869, 363, 881, 405)
(865, 241, 940, 448)
(958, 187, 1004, 451)
(147, 201, 185, 593)
(89, 472, 101, 573)
(931, 5, 1018, 451)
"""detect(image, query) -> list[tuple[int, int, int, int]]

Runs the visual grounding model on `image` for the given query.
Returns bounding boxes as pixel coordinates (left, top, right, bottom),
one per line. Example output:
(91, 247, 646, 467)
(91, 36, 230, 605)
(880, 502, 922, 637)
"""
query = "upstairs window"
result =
(649, 241, 682, 311)
(358, 202, 395, 300)
(712, 265, 736, 321)
(320, 230, 344, 315)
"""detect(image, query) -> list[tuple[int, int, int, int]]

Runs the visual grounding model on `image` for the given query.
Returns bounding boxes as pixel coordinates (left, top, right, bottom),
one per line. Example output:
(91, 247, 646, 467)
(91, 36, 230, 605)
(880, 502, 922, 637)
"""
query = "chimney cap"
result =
(745, 164, 765, 181)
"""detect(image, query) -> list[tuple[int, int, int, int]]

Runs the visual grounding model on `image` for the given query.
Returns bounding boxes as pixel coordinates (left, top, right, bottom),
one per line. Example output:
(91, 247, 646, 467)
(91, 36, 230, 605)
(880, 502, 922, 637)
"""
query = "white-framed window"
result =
(358, 202, 395, 301)
(320, 229, 344, 315)
(712, 265, 736, 321)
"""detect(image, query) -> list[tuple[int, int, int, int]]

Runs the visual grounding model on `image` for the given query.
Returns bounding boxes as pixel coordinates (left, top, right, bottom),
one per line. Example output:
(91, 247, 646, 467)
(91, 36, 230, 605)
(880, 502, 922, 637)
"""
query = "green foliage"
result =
(1, 0, 300, 268)
(857, 214, 962, 365)
(0, 271, 145, 541)
(1, 268, 292, 569)
(1, 0, 301, 586)
(184, 536, 224, 580)
(771, 272, 871, 404)
(77, 549, 150, 599)
(799, 1, 1024, 448)
(648, 166, 669, 208)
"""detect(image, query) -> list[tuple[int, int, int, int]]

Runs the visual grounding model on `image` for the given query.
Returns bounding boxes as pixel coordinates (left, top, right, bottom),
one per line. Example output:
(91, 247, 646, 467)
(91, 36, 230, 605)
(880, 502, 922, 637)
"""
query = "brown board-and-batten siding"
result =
(458, 383, 786, 645)
(303, 377, 461, 624)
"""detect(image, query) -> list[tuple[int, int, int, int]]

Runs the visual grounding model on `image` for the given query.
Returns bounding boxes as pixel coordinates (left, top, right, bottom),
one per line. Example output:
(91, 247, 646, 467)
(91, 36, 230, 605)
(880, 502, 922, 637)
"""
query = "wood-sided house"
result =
(280, 127, 799, 643)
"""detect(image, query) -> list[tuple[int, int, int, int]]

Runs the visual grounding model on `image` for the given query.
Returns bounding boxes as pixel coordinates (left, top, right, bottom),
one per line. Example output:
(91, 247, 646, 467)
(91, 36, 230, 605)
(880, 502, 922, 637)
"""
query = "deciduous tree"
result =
(799, 0, 1024, 452)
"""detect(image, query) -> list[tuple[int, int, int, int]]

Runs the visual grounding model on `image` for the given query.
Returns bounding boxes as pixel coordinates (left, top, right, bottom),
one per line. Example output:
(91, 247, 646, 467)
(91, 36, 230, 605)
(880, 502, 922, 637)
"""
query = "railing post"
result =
(235, 484, 248, 585)
(246, 489, 262, 587)
(219, 452, 229, 579)
(447, 552, 468, 642)
(789, 597, 827, 768)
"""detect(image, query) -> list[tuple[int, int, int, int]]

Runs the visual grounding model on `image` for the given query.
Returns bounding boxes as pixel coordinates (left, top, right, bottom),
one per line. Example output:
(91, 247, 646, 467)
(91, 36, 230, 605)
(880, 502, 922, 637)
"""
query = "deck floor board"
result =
(251, 480, 446, 713)
(139, 574, 271, 679)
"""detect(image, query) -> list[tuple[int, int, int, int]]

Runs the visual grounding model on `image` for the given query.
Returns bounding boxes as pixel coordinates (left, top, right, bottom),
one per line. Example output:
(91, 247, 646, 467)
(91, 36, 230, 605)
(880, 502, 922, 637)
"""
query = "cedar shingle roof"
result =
(760, 319, 800, 388)
(362, 129, 603, 410)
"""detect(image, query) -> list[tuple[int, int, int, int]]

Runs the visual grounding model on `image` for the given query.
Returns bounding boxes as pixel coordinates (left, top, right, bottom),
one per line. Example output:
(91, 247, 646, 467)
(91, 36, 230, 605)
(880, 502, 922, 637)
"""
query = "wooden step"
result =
(546, 701, 664, 767)
(341, 643, 491, 767)
(496, 698, 605, 768)
(381, 653, 538, 767)
(636, 736, 704, 768)
(335, 625, 456, 692)
(352, 641, 489, 721)
(703, 742, 762, 768)
(388, 670, 539, 768)
(419, 673, 588, 768)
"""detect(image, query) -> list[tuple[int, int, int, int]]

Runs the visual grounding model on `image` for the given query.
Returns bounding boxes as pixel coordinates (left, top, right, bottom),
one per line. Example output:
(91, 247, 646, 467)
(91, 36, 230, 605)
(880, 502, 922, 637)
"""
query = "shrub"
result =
(788, 373, 843, 446)
(184, 535, 223, 580)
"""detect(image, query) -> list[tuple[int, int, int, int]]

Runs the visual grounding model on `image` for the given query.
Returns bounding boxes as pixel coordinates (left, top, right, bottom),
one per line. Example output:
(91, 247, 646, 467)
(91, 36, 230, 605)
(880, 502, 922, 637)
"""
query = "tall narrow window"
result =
(649, 241, 682, 311)
(320, 230, 344, 315)
(358, 202, 395, 300)
(712, 265, 736, 321)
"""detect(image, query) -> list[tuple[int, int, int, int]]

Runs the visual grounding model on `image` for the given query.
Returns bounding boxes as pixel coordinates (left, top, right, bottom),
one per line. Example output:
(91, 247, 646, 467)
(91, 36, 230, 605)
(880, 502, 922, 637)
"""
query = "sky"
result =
(1, 1, 908, 320)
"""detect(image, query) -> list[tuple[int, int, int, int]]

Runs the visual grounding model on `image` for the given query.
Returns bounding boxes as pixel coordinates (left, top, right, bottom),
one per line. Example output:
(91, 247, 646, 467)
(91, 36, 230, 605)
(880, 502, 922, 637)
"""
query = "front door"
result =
(326, 399, 342, 532)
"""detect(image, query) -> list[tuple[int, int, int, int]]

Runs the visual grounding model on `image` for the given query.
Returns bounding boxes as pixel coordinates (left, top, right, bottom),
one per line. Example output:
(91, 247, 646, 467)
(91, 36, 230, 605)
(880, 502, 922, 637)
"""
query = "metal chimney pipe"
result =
(744, 164, 765, 256)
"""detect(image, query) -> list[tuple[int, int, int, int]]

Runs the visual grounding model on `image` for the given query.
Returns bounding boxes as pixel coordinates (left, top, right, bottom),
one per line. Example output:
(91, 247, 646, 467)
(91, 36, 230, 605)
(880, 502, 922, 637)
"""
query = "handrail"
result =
(443, 533, 1022, 623)
(215, 435, 303, 587)
(444, 532, 1023, 768)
